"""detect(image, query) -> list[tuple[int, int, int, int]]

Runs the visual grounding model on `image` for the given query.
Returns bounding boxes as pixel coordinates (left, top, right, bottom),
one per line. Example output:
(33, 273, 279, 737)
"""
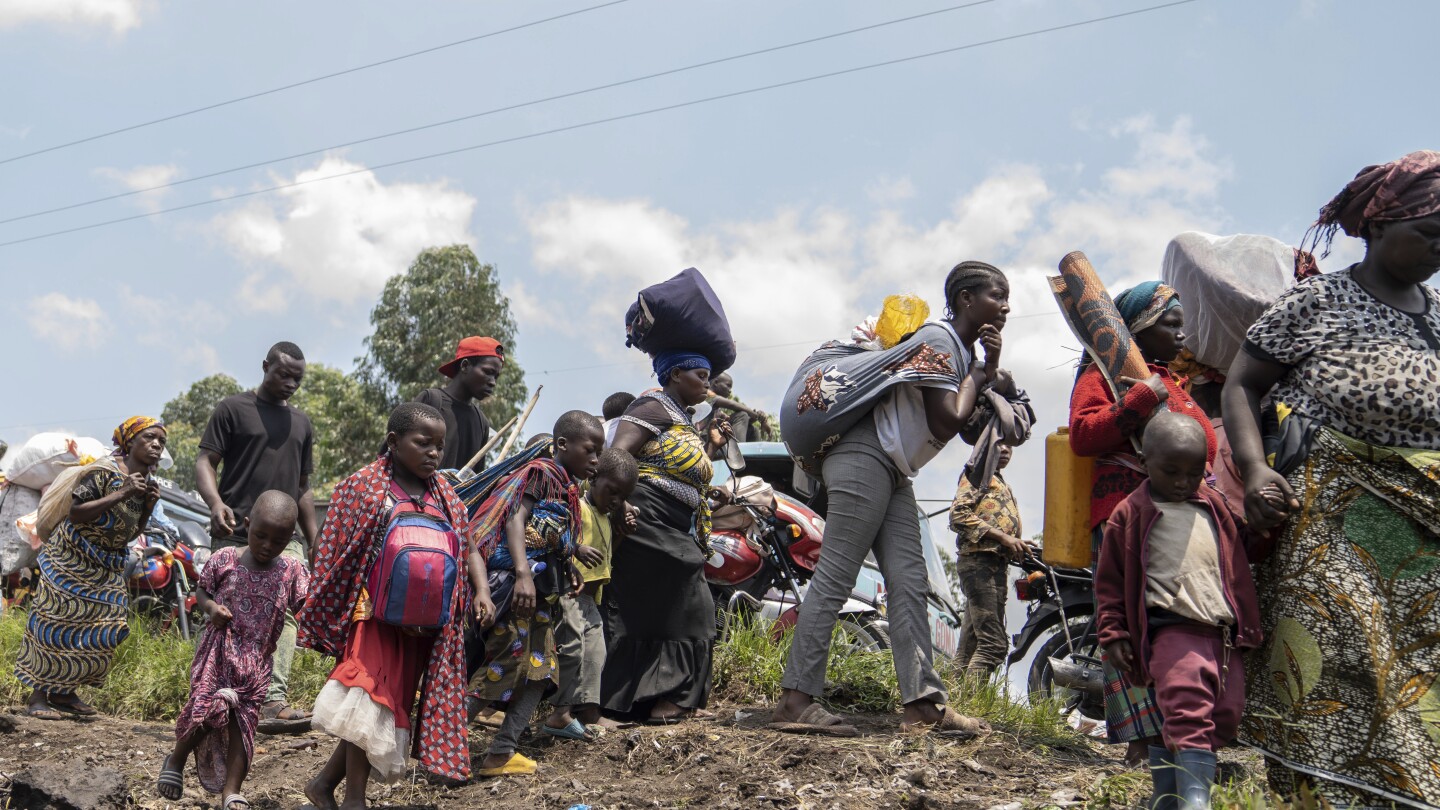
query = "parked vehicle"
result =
(704, 475, 888, 651)
(1007, 555, 1104, 720)
(126, 498, 212, 639)
(709, 442, 963, 656)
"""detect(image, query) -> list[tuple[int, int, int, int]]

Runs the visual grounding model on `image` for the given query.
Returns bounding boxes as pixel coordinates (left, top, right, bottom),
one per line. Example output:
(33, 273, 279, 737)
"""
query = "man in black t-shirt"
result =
(418, 335, 504, 472)
(197, 340, 318, 732)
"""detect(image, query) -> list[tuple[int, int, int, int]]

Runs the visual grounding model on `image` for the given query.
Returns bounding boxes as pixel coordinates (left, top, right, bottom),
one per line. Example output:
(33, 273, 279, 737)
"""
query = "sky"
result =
(0, 0, 1435, 538)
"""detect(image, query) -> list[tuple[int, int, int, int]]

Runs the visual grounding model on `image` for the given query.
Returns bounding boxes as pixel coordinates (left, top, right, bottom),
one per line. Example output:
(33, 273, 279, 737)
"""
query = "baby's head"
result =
(552, 410, 604, 481)
(589, 448, 639, 513)
(247, 490, 299, 567)
(386, 402, 447, 481)
(1140, 412, 1208, 503)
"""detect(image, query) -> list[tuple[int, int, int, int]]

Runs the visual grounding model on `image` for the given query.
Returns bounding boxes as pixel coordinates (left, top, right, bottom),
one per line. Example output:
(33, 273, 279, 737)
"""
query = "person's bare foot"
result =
(338, 800, 366, 810)
(480, 753, 511, 771)
(303, 776, 339, 810)
(1125, 740, 1150, 767)
(543, 709, 574, 730)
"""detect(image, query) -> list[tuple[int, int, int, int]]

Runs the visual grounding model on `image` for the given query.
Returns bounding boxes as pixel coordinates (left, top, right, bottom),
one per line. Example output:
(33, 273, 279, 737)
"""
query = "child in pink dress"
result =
(157, 491, 309, 810)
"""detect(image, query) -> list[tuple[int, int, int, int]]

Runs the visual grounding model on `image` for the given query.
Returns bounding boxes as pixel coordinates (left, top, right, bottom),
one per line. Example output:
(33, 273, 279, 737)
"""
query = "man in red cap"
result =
(414, 336, 504, 472)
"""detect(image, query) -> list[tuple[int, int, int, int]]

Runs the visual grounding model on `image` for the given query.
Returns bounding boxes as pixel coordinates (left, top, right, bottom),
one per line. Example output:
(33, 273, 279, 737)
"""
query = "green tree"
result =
(159, 374, 243, 492)
(356, 245, 527, 429)
(289, 365, 381, 498)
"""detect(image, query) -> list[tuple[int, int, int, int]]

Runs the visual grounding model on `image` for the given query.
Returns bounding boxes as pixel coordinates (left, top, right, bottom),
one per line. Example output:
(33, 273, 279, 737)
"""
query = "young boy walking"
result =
(1095, 413, 1270, 810)
(544, 448, 639, 738)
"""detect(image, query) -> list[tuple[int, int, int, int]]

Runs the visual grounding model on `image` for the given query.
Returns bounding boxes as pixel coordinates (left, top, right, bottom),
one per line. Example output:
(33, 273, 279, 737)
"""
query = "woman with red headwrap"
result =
(1224, 151, 1440, 808)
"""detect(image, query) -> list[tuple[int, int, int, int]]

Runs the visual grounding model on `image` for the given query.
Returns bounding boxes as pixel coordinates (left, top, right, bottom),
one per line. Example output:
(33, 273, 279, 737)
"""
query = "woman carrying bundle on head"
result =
(601, 350, 727, 725)
(15, 416, 166, 721)
(770, 261, 1017, 737)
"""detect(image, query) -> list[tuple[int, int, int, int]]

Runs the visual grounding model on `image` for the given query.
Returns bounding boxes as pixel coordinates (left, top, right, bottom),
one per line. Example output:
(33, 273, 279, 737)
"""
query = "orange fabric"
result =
(329, 619, 434, 732)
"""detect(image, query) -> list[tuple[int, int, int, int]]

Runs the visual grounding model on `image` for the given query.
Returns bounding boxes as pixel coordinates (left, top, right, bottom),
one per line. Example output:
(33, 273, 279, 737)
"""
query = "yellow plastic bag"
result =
(874, 294, 930, 349)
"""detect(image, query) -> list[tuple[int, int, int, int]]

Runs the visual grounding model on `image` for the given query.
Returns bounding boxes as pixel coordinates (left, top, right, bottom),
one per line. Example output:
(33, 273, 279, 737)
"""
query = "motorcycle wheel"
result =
(1026, 617, 1105, 722)
(836, 616, 890, 653)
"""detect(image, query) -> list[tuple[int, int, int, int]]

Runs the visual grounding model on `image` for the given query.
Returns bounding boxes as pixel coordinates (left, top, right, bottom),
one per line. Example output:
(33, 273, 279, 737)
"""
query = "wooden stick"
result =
(458, 415, 517, 475)
(494, 386, 543, 461)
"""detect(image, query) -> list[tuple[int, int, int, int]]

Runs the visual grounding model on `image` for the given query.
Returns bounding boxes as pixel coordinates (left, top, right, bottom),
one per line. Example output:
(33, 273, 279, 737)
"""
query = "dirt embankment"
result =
(0, 705, 1136, 810)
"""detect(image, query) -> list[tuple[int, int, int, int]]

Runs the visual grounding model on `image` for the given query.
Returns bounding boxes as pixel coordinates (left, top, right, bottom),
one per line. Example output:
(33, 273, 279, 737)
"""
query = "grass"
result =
(0, 608, 329, 721)
(711, 614, 1076, 744)
(1, 604, 1075, 752)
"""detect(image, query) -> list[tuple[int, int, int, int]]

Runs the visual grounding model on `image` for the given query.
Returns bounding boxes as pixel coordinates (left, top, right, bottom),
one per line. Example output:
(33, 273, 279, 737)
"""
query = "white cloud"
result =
(0, 124, 32, 141)
(212, 155, 477, 312)
(0, 0, 147, 33)
(522, 114, 1238, 530)
(94, 163, 181, 212)
(524, 197, 863, 372)
(24, 293, 109, 351)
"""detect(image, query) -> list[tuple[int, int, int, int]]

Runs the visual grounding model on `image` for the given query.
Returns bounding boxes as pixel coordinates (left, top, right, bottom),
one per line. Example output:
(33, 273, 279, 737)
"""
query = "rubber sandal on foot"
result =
(478, 753, 537, 777)
(540, 719, 594, 741)
(156, 756, 184, 800)
(766, 704, 859, 737)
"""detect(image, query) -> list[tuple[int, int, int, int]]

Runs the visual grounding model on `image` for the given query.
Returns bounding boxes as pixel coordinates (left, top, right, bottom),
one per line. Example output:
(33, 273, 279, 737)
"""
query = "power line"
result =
(0, 0, 1203, 250)
(0, 0, 635, 167)
(0, 0, 1000, 227)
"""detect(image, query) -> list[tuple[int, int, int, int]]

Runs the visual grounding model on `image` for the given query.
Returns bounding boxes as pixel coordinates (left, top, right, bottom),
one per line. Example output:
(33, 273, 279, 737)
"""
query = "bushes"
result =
(0, 609, 328, 721)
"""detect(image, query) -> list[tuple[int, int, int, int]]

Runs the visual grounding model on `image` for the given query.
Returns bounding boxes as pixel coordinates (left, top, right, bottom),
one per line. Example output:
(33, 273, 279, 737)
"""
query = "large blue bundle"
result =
(624, 267, 736, 374)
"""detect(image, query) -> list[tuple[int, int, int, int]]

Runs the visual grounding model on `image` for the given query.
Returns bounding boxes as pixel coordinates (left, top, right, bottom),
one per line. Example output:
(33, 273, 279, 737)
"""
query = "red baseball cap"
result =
(438, 336, 505, 378)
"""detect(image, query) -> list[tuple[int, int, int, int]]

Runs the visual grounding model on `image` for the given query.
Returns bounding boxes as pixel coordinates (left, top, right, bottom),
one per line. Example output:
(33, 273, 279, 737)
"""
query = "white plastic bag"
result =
(1160, 232, 1297, 372)
(2, 433, 108, 490)
(0, 484, 42, 575)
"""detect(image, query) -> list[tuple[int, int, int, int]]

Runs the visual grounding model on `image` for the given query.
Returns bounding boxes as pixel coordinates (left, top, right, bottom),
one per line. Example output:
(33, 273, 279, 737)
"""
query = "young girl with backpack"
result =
(469, 410, 604, 777)
(298, 403, 496, 808)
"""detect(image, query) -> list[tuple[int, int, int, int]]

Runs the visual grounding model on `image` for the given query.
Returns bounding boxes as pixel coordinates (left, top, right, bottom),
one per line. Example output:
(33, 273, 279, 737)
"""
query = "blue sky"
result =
(0, 0, 1434, 534)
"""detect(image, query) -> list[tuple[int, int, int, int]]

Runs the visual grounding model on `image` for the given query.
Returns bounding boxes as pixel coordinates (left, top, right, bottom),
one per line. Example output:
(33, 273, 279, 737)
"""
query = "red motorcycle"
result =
(705, 477, 888, 650)
(127, 521, 211, 639)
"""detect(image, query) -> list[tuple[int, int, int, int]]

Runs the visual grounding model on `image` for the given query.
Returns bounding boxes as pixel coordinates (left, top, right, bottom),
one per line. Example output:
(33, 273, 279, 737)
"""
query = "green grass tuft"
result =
(0, 609, 328, 721)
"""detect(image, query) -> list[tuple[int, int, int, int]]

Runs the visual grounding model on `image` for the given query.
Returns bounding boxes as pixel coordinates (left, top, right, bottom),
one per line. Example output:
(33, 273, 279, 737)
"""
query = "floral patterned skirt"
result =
(1241, 431, 1440, 809)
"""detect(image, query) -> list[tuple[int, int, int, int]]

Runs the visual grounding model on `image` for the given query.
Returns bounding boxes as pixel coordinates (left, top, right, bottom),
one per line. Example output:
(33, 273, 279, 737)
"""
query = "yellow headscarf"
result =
(112, 415, 166, 454)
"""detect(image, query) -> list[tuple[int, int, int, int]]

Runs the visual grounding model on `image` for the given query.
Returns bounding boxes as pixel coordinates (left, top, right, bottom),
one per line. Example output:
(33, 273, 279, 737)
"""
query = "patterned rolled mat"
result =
(1048, 250, 1149, 391)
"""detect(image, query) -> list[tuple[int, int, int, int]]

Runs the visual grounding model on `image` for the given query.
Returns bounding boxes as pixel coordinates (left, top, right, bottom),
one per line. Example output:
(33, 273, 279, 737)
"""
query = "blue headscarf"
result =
(1113, 281, 1180, 334)
(653, 350, 711, 383)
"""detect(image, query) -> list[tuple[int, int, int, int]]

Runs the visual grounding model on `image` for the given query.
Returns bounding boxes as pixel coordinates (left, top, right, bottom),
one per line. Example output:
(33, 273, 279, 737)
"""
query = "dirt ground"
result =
(0, 703, 1155, 810)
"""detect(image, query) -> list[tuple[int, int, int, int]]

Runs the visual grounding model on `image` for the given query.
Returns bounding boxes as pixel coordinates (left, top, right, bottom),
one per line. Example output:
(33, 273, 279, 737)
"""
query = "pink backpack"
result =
(367, 485, 461, 630)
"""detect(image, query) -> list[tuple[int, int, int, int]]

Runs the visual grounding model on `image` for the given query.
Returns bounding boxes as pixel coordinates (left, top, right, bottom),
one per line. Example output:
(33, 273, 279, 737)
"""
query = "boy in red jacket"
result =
(1095, 413, 1276, 810)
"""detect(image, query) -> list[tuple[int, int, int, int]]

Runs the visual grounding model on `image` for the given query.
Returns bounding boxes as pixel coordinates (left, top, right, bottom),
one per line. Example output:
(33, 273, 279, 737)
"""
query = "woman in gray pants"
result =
(770, 262, 1010, 736)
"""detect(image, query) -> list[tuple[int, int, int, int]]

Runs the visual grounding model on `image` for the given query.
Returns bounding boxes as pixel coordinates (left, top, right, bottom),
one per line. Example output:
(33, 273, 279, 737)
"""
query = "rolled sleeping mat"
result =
(1049, 250, 1149, 393)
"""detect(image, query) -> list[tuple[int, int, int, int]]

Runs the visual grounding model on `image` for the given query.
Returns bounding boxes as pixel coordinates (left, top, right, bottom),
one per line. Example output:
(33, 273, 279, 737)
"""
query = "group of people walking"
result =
(7, 149, 1438, 810)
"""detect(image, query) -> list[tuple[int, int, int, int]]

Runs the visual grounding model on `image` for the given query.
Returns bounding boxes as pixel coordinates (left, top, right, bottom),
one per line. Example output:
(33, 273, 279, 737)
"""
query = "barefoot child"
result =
(298, 403, 492, 808)
(1095, 413, 1277, 810)
(543, 448, 639, 739)
(158, 491, 309, 810)
(470, 410, 603, 777)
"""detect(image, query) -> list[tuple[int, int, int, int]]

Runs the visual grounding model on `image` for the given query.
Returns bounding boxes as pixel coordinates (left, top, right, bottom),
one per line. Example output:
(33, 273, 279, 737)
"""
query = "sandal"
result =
(766, 703, 860, 738)
(24, 705, 69, 721)
(899, 706, 991, 738)
(156, 755, 185, 800)
(221, 793, 250, 810)
(540, 719, 595, 741)
(257, 701, 311, 735)
(49, 695, 97, 716)
(477, 753, 537, 778)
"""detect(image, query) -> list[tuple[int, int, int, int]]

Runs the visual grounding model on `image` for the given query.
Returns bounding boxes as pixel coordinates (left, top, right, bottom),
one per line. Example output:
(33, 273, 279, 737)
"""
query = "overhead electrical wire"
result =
(0, 0, 635, 166)
(0, 0, 1202, 250)
(0, 0, 1000, 226)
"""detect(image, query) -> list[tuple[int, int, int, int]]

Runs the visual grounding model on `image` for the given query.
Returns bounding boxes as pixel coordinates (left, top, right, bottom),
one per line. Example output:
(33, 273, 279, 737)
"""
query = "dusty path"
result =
(0, 705, 1136, 809)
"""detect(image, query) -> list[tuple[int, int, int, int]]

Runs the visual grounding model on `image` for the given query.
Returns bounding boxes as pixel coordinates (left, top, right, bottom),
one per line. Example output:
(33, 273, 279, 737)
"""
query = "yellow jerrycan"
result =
(1042, 427, 1095, 569)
